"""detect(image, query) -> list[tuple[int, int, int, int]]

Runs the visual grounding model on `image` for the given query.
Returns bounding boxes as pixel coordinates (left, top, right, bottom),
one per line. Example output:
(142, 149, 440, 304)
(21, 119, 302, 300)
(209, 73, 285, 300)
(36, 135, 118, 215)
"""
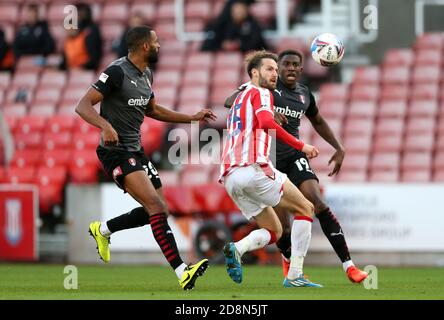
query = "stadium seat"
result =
(157, 170, 180, 186)
(383, 49, 414, 66)
(377, 100, 407, 118)
(318, 101, 347, 119)
(130, 2, 157, 23)
(349, 84, 379, 101)
(404, 134, 435, 152)
(178, 86, 208, 106)
(352, 66, 380, 84)
(380, 84, 409, 100)
(193, 183, 237, 214)
(157, 1, 175, 21)
(372, 135, 403, 153)
(186, 52, 214, 70)
(73, 118, 101, 134)
(5, 166, 36, 184)
(39, 71, 67, 89)
(250, 0, 275, 25)
(347, 101, 377, 118)
(340, 153, 369, 171)
(414, 50, 442, 65)
(0, 3, 19, 23)
(181, 169, 210, 185)
(46, 115, 76, 133)
(401, 170, 431, 182)
(368, 170, 399, 182)
(72, 132, 100, 150)
(214, 52, 243, 69)
(336, 171, 367, 182)
(381, 66, 410, 84)
(16, 115, 47, 134)
(101, 3, 128, 23)
(411, 66, 440, 83)
(374, 118, 405, 136)
(2, 103, 28, 117)
(152, 86, 177, 107)
(401, 153, 432, 171)
(304, 58, 329, 78)
(433, 170, 444, 182)
(162, 186, 200, 215)
(35, 166, 68, 186)
(5, 87, 34, 104)
(38, 183, 65, 214)
(0, 72, 11, 90)
(42, 149, 72, 168)
(185, 1, 211, 20)
(408, 100, 438, 118)
(182, 70, 210, 86)
(210, 86, 236, 107)
(343, 136, 372, 153)
(28, 103, 56, 116)
(157, 53, 185, 71)
(311, 135, 338, 153)
(433, 152, 444, 171)
(62, 88, 88, 105)
(11, 72, 39, 89)
(67, 70, 95, 87)
(370, 153, 400, 171)
(154, 21, 176, 40)
(414, 32, 443, 50)
(11, 150, 42, 168)
(43, 132, 72, 150)
(212, 69, 240, 87)
(437, 135, 444, 152)
(410, 84, 439, 101)
(33, 88, 61, 105)
(343, 118, 373, 137)
(405, 117, 436, 135)
(153, 71, 181, 88)
(13, 132, 42, 150)
(69, 149, 100, 184)
(15, 56, 44, 72)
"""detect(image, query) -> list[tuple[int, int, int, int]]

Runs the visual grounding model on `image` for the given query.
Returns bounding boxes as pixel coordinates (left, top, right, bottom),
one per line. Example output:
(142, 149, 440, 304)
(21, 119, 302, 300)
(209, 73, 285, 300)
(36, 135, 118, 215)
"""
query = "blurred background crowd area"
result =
(0, 0, 443, 229)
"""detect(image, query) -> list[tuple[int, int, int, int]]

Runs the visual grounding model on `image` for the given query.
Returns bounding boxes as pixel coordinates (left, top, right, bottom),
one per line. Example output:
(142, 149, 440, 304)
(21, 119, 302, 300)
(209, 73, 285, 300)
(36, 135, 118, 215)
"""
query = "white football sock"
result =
(234, 228, 271, 256)
(175, 263, 187, 279)
(343, 260, 355, 272)
(287, 218, 312, 280)
(99, 222, 112, 237)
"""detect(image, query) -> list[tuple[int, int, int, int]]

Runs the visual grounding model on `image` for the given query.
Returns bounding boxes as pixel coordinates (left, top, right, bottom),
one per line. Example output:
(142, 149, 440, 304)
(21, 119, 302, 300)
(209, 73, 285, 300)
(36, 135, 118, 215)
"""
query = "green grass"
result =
(0, 264, 443, 300)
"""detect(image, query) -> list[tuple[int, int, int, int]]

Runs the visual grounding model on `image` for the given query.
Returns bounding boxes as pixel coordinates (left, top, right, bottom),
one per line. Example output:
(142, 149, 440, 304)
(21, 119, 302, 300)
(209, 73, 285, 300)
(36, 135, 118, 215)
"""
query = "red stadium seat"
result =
(0, 4, 19, 23)
(185, 1, 211, 20)
(43, 132, 72, 150)
(414, 50, 442, 65)
(154, 21, 176, 40)
(5, 166, 36, 184)
(68, 149, 100, 183)
(212, 69, 240, 87)
(181, 169, 210, 185)
(340, 153, 369, 171)
(401, 170, 431, 182)
(28, 103, 56, 116)
(11, 150, 42, 168)
(15, 56, 44, 72)
(2, 103, 28, 117)
(410, 84, 439, 101)
(210, 86, 235, 106)
(193, 183, 236, 214)
(62, 88, 88, 105)
(433, 152, 444, 171)
(157, 43, 187, 58)
(408, 100, 438, 118)
(375, 118, 405, 136)
(157, 2, 175, 21)
(162, 186, 199, 215)
(383, 49, 414, 66)
(72, 132, 100, 150)
(130, 2, 157, 23)
(368, 170, 399, 182)
(352, 66, 380, 84)
(414, 33, 443, 50)
(311, 135, 337, 154)
(13, 132, 42, 150)
(401, 152, 432, 171)
(433, 170, 444, 182)
(370, 152, 400, 171)
(157, 170, 180, 186)
(372, 135, 403, 153)
(318, 101, 347, 119)
(380, 84, 409, 100)
(46, 115, 76, 133)
(101, 3, 128, 23)
(404, 134, 435, 152)
(16, 115, 47, 133)
(67, 70, 95, 87)
(215, 52, 243, 69)
(35, 166, 68, 186)
(304, 58, 329, 78)
(39, 71, 67, 89)
(381, 66, 410, 84)
(0, 72, 11, 90)
(179, 86, 208, 106)
(349, 84, 379, 101)
(152, 86, 177, 106)
(5, 87, 34, 104)
(186, 52, 213, 69)
(343, 118, 373, 137)
(343, 135, 372, 153)
(33, 88, 62, 105)
(250, 0, 275, 25)
(182, 70, 210, 86)
(405, 117, 436, 135)
(347, 101, 377, 118)
(336, 171, 367, 182)
(377, 100, 407, 118)
(411, 66, 440, 83)
(73, 117, 101, 134)
(11, 72, 39, 89)
(153, 71, 181, 88)
(275, 37, 307, 55)
(42, 149, 72, 168)
(38, 184, 65, 214)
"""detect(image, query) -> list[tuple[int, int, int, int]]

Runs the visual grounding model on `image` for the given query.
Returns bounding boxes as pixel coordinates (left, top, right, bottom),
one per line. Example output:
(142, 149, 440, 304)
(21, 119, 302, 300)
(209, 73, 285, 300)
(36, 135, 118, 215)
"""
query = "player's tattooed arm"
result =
(76, 87, 119, 146)
(146, 97, 217, 123)
(307, 112, 345, 176)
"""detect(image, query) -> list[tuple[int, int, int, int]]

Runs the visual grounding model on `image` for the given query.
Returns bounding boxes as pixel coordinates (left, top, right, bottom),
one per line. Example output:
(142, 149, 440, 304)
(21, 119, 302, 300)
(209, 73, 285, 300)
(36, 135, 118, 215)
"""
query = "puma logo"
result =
(330, 229, 344, 237)
(130, 80, 137, 87)
(275, 89, 283, 96)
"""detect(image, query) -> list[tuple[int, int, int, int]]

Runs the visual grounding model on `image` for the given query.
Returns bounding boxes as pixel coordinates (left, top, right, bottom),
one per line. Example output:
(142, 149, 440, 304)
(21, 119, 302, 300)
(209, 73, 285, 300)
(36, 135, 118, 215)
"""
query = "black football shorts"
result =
(276, 150, 319, 187)
(96, 146, 162, 191)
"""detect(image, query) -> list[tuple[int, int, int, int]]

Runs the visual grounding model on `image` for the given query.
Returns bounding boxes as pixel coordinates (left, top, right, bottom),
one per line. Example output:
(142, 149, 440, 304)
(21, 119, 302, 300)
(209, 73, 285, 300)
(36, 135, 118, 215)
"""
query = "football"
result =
(310, 33, 345, 66)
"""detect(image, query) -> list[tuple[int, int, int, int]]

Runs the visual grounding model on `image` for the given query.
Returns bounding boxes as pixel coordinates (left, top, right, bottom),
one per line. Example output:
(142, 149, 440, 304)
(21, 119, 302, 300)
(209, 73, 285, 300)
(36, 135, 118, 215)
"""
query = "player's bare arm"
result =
(307, 112, 345, 175)
(145, 97, 216, 123)
(75, 87, 119, 146)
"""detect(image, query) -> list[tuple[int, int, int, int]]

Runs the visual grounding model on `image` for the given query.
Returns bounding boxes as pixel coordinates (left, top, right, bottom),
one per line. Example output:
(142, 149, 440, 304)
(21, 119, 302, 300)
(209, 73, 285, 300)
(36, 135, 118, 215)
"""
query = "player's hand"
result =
(102, 124, 119, 146)
(274, 112, 288, 125)
(328, 148, 345, 176)
(301, 144, 319, 159)
(192, 109, 217, 123)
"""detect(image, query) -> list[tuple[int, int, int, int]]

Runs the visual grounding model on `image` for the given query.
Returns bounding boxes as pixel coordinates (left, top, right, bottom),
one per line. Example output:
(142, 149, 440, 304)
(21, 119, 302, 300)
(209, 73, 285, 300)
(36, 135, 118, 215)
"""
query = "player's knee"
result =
(313, 199, 328, 215)
(300, 199, 314, 218)
(142, 195, 167, 214)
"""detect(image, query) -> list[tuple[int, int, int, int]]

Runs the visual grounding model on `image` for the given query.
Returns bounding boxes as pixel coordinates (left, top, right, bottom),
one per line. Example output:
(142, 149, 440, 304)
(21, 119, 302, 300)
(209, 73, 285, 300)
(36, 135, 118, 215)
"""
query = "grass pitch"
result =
(1, 264, 443, 300)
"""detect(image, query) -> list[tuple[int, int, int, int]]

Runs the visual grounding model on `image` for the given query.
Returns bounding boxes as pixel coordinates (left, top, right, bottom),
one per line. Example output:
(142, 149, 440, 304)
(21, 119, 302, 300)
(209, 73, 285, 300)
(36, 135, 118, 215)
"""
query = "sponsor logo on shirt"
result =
(128, 96, 150, 107)
(275, 105, 305, 119)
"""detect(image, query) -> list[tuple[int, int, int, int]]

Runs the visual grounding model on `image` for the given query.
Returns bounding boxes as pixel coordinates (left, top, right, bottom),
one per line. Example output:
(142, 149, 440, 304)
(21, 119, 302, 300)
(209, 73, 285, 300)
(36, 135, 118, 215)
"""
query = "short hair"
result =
(27, 3, 39, 12)
(245, 50, 278, 78)
(126, 26, 153, 52)
(278, 49, 304, 63)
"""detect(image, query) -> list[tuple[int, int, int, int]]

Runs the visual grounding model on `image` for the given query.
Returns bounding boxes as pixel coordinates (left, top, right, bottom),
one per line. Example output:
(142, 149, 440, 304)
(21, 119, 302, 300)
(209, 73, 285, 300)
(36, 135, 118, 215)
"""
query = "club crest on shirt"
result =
(128, 158, 136, 166)
(298, 94, 306, 104)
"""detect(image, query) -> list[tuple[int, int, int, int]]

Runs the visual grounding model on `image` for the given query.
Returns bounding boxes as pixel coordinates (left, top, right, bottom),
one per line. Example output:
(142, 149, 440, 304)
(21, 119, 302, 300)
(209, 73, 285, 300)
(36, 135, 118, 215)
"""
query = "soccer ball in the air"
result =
(310, 33, 345, 66)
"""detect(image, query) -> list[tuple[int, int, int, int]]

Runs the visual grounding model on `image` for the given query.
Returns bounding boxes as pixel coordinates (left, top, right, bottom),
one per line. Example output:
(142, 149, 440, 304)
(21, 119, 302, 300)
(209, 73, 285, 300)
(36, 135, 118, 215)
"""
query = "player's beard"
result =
(258, 73, 276, 90)
(147, 48, 159, 65)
